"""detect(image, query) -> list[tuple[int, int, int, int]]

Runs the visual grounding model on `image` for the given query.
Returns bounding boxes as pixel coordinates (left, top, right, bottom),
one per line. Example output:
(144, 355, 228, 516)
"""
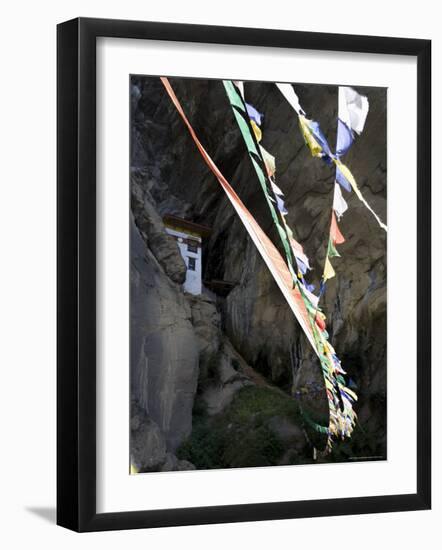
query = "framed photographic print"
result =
(57, 17, 431, 532)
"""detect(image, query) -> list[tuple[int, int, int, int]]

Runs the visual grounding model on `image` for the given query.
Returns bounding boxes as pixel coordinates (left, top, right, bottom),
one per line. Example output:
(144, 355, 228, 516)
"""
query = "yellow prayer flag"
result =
(250, 119, 262, 142)
(298, 115, 323, 158)
(333, 160, 358, 196)
(342, 387, 358, 401)
(323, 256, 336, 281)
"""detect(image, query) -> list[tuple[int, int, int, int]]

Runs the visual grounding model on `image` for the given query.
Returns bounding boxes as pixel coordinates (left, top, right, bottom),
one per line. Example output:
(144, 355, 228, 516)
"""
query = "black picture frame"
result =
(57, 17, 431, 532)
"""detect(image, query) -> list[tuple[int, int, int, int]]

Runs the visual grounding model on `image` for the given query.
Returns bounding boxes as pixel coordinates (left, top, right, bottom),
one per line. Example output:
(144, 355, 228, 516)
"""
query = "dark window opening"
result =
(188, 257, 196, 271)
(187, 241, 199, 253)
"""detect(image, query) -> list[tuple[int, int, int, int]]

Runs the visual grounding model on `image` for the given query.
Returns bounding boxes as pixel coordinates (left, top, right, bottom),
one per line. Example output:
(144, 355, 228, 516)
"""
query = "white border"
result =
(97, 37, 417, 513)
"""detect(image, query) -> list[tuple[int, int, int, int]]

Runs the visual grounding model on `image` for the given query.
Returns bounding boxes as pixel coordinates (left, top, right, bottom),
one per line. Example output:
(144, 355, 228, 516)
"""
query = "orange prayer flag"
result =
(330, 211, 345, 245)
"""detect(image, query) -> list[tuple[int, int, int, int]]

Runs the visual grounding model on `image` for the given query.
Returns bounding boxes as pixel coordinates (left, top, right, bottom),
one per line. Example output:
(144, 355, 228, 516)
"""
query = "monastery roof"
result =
(163, 214, 212, 237)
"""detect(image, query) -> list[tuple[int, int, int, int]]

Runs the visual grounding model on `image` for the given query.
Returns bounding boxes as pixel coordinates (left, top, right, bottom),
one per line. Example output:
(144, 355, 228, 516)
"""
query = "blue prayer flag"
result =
(275, 195, 288, 215)
(335, 165, 352, 192)
(245, 103, 263, 126)
(309, 120, 333, 158)
(296, 257, 309, 275)
(336, 118, 354, 158)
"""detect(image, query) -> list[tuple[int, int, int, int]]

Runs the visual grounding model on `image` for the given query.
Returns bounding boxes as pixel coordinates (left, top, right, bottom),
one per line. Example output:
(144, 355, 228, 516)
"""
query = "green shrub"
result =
(177, 386, 302, 469)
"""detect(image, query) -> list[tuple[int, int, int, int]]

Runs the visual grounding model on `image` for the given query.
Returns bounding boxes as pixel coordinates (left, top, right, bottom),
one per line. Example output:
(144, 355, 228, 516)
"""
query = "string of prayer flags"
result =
(224, 80, 357, 451)
(335, 158, 388, 231)
(222, 80, 297, 280)
(334, 87, 385, 232)
(161, 76, 318, 352)
(334, 89, 386, 229)
(227, 83, 312, 279)
(253, 83, 360, 448)
(314, 330, 357, 449)
(225, 81, 318, 298)
(276, 82, 387, 231)
(335, 86, 369, 158)
(318, 87, 368, 289)
(162, 76, 358, 454)
(276, 81, 385, 308)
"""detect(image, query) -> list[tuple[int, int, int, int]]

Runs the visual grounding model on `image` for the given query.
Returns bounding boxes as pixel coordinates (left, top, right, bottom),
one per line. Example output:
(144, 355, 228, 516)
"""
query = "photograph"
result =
(0, 3, 433, 543)
(129, 75, 387, 473)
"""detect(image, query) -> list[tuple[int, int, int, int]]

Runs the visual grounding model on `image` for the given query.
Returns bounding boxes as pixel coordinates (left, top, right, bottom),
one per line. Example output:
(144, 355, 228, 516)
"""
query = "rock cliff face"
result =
(130, 76, 387, 471)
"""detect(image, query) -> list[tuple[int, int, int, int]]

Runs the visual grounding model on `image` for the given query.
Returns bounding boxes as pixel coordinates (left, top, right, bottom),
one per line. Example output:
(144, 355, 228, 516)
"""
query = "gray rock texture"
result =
(130, 401, 167, 471)
(131, 216, 199, 451)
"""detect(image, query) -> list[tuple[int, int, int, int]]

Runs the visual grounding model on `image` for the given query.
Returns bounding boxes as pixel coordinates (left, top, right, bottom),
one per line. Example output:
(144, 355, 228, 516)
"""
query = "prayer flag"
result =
(276, 194, 288, 215)
(298, 115, 323, 158)
(330, 211, 345, 245)
(246, 103, 263, 126)
(260, 145, 276, 177)
(327, 238, 340, 258)
(335, 159, 387, 231)
(333, 182, 348, 219)
(276, 82, 304, 115)
(339, 86, 369, 136)
(250, 119, 262, 142)
(315, 313, 326, 332)
(336, 87, 368, 156)
(270, 180, 284, 196)
(309, 120, 333, 158)
(335, 163, 352, 192)
(336, 118, 354, 158)
(323, 256, 336, 281)
(233, 80, 244, 98)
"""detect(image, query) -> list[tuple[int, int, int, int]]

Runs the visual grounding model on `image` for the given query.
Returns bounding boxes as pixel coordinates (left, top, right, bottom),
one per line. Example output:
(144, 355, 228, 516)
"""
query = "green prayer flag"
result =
(327, 238, 341, 258)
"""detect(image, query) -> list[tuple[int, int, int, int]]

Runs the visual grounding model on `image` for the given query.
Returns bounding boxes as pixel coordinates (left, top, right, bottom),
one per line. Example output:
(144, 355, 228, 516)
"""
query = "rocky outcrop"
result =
(131, 401, 167, 471)
(130, 76, 387, 468)
(130, 210, 256, 467)
(131, 215, 199, 452)
(132, 171, 187, 284)
(190, 295, 252, 415)
(131, 400, 198, 472)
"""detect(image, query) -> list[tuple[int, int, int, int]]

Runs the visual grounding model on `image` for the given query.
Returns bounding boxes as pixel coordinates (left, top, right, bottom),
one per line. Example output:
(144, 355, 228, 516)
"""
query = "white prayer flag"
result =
(332, 182, 348, 220)
(339, 86, 369, 135)
(276, 83, 304, 115)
